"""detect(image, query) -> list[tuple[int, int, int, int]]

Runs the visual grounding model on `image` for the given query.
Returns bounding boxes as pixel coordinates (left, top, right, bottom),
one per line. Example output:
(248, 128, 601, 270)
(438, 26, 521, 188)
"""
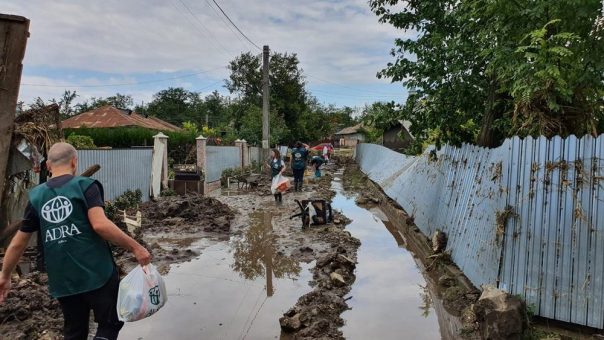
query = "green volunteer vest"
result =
(271, 158, 283, 177)
(291, 148, 308, 170)
(28, 176, 114, 298)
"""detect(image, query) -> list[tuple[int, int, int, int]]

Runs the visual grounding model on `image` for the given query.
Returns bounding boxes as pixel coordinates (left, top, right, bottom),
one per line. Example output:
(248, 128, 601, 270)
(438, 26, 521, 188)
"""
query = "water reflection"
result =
(232, 211, 301, 297)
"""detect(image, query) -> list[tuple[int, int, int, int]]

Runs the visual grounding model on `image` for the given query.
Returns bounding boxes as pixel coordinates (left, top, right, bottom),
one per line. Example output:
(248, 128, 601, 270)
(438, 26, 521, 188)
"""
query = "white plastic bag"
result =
(116, 264, 167, 322)
(271, 175, 290, 194)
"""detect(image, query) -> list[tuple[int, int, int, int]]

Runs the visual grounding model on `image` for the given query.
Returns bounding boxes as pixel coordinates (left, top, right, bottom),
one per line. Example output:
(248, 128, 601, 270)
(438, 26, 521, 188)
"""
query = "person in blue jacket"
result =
(290, 141, 309, 192)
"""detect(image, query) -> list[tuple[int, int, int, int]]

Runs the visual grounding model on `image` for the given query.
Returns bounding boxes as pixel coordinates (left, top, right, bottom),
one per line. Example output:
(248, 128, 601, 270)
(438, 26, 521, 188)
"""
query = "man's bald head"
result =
(48, 142, 77, 167)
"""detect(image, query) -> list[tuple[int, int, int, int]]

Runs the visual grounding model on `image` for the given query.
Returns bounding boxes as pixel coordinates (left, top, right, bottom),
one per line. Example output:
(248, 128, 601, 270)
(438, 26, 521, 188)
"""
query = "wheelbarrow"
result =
(290, 199, 333, 229)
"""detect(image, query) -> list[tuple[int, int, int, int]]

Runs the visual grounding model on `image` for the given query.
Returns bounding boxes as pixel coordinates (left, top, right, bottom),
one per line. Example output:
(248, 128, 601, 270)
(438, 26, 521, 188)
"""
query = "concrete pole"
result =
(234, 139, 244, 168)
(151, 133, 169, 197)
(262, 45, 270, 155)
(196, 135, 207, 193)
(0, 14, 29, 222)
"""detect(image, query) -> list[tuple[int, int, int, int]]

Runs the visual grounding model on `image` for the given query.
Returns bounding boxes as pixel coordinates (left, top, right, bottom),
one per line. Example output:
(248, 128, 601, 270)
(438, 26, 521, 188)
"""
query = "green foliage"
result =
(160, 188, 177, 197)
(105, 189, 142, 222)
(64, 127, 198, 164)
(66, 134, 96, 149)
(237, 106, 290, 145)
(370, 0, 604, 148)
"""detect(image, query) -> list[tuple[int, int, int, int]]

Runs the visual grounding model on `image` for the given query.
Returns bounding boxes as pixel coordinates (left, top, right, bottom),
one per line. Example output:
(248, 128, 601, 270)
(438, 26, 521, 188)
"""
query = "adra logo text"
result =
(45, 224, 82, 243)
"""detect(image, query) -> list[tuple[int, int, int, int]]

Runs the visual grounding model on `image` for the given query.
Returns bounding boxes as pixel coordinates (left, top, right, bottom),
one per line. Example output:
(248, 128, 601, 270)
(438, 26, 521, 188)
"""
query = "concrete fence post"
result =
(151, 132, 169, 198)
(234, 139, 244, 168)
(242, 140, 249, 167)
(196, 135, 207, 193)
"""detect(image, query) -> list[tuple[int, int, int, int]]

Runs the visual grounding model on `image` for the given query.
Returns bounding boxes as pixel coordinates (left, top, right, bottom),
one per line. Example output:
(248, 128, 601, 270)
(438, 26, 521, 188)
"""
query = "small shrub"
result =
(160, 188, 177, 197)
(105, 189, 142, 221)
(67, 134, 96, 149)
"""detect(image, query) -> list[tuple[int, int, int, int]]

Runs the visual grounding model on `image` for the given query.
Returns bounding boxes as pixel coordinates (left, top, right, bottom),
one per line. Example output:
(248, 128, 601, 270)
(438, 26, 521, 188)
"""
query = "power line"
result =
(210, 0, 262, 50)
(174, 0, 235, 57)
(203, 0, 249, 50)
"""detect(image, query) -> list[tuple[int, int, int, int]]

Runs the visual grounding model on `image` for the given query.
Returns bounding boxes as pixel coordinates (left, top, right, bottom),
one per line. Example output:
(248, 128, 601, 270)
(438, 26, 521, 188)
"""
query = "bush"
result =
(67, 134, 96, 149)
(105, 189, 142, 222)
(64, 127, 198, 164)
(160, 188, 177, 197)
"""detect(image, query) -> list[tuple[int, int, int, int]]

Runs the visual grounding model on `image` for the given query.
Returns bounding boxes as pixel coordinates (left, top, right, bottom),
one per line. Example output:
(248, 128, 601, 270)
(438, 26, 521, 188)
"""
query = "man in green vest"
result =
(290, 141, 310, 192)
(0, 142, 151, 340)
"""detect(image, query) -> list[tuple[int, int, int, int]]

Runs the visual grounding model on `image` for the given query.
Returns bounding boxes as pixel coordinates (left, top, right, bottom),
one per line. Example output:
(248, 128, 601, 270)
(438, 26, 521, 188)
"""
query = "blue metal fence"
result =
(77, 148, 153, 201)
(356, 135, 604, 328)
(205, 146, 241, 183)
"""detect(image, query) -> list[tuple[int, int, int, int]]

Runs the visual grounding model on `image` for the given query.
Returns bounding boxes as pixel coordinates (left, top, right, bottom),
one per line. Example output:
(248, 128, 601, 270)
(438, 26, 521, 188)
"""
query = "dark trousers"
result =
(292, 168, 305, 190)
(58, 268, 123, 340)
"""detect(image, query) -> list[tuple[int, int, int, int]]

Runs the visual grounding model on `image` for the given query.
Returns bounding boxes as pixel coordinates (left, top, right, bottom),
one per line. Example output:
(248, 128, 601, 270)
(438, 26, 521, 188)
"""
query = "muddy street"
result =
(124, 165, 449, 339)
(1, 161, 461, 340)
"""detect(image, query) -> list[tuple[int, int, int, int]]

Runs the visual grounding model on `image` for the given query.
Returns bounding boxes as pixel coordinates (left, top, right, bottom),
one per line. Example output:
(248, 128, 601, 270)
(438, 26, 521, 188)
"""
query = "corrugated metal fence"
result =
(78, 148, 153, 201)
(356, 135, 604, 328)
(205, 146, 241, 183)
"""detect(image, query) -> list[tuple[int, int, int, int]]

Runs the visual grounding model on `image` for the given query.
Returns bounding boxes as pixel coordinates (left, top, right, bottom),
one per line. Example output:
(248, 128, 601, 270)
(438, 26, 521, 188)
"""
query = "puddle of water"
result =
(120, 211, 313, 340)
(331, 179, 443, 340)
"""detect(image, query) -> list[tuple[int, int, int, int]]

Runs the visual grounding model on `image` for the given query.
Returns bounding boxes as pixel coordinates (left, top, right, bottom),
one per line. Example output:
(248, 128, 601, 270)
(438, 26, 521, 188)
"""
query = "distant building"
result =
(383, 120, 414, 152)
(335, 124, 365, 147)
(61, 105, 181, 132)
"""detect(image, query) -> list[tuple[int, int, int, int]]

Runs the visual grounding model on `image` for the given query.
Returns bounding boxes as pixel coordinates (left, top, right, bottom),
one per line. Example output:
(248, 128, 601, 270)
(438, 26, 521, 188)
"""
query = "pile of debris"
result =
(0, 272, 62, 340)
(280, 231, 360, 339)
(140, 195, 234, 233)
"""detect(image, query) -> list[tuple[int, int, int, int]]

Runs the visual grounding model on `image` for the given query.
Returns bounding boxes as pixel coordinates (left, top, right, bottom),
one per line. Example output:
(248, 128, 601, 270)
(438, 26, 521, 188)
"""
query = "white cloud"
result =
(5, 0, 411, 84)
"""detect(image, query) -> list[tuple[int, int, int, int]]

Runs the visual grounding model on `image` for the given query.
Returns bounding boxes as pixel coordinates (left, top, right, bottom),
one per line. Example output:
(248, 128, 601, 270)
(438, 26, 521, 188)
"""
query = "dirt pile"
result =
(0, 272, 62, 340)
(280, 241, 360, 340)
(141, 195, 234, 233)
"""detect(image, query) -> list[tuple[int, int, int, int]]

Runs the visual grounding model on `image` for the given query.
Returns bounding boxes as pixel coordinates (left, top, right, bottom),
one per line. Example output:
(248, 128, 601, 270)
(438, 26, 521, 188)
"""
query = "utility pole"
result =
(262, 45, 270, 155)
(0, 14, 29, 228)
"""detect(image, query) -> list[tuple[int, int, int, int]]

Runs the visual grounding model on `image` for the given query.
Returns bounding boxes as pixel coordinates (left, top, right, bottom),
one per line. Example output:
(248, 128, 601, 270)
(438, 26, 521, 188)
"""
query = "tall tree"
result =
(226, 51, 308, 141)
(370, 0, 604, 147)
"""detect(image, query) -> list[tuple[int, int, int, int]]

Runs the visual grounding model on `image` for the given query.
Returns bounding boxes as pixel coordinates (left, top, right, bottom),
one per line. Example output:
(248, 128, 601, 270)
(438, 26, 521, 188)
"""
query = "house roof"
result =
(335, 123, 363, 136)
(61, 105, 181, 132)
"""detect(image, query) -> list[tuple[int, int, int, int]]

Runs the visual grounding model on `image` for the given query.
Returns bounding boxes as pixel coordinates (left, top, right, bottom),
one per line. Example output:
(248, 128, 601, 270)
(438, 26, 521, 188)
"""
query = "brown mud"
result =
(0, 195, 235, 340)
(215, 159, 359, 340)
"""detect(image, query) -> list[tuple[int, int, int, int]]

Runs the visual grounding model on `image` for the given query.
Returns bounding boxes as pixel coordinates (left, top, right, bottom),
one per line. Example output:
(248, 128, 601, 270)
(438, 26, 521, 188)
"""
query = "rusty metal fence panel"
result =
(356, 135, 604, 328)
(206, 146, 241, 183)
(77, 148, 153, 202)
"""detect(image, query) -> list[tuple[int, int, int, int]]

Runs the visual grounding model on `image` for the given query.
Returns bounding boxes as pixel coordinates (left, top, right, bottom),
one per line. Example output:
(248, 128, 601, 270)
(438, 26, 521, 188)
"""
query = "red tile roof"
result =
(61, 105, 181, 132)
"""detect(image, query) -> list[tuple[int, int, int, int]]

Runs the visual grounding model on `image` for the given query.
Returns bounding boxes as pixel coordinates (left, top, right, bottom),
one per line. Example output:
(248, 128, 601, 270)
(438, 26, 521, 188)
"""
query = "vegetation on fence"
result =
(66, 134, 96, 149)
(64, 127, 198, 163)
(104, 189, 142, 222)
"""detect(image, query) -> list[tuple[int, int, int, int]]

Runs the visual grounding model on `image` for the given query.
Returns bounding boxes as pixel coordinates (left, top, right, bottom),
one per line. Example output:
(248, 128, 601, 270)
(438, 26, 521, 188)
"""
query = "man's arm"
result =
(88, 207, 151, 266)
(0, 231, 34, 303)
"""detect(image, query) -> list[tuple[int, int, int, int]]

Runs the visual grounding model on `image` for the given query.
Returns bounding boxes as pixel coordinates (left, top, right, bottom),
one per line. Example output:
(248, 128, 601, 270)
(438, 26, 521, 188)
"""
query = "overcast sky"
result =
(6, 0, 412, 108)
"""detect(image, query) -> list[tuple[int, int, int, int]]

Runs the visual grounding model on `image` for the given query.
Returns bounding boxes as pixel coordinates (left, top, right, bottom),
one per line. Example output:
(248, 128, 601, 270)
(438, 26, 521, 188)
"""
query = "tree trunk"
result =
(476, 78, 499, 147)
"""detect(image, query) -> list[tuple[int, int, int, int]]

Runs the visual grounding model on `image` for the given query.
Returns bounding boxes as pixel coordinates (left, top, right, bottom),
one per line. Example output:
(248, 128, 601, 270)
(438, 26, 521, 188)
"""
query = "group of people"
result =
(269, 141, 330, 203)
(0, 140, 331, 340)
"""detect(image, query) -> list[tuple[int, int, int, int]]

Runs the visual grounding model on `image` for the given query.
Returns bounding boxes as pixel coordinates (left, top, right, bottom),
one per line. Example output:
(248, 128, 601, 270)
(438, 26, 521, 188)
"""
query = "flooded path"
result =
(120, 213, 313, 340)
(331, 176, 443, 340)
(122, 172, 448, 340)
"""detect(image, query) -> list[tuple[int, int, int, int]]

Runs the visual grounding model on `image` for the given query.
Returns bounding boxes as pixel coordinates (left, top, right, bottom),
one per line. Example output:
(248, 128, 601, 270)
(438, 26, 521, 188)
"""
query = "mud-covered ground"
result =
(215, 157, 360, 340)
(0, 194, 235, 340)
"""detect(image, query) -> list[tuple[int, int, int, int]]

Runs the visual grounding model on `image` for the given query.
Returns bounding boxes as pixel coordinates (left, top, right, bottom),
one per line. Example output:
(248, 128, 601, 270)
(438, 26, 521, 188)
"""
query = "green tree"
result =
(370, 0, 604, 148)
(144, 87, 197, 125)
(226, 51, 308, 141)
(74, 93, 134, 114)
